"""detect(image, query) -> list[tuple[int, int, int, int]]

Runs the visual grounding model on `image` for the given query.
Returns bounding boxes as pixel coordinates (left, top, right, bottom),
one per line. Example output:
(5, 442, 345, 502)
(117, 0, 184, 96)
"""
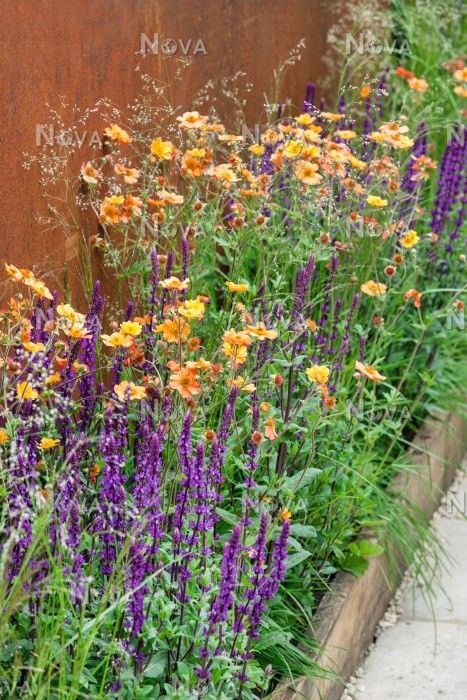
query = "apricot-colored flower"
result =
(209, 163, 239, 186)
(81, 162, 102, 183)
(283, 140, 304, 159)
(24, 278, 53, 300)
(16, 381, 39, 400)
(361, 280, 387, 297)
(102, 332, 134, 348)
(360, 85, 372, 98)
(223, 330, 253, 347)
(23, 341, 46, 353)
(154, 189, 184, 205)
(355, 360, 386, 382)
(225, 281, 249, 293)
(454, 67, 467, 82)
(104, 124, 131, 144)
(295, 160, 323, 185)
(120, 321, 143, 337)
(395, 66, 414, 80)
(114, 380, 147, 401)
(246, 323, 278, 341)
(367, 195, 388, 208)
(0, 429, 9, 445)
(306, 365, 330, 384)
(169, 367, 201, 399)
(454, 85, 467, 97)
(281, 508, 292, 521)
(400, 230, 419, 248)
(404, 288, 422, 308)
(335, 129, 357, 140)
(39, 437, 60, 450)
(156, 318, 191, 344)
(150, 137, 176, 160)
(321, 112, 344, 121)
(306, 319, 317, 332)
(176, 111, 209, 129)
(57, 304, 85, 325)
(114, 164, 141, 184)
(179, 299, 205, 320)
(264, 416, 278, 441)
(160, 276, 190, 291)
(407, 77, 429, 93)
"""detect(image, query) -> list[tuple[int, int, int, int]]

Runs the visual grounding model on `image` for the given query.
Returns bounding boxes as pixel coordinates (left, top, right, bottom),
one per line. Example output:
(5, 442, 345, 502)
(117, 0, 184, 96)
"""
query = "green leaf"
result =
(290, 523, 318, 539)
(340, 554, 369, 577)
(215, 508, 240, 525)
(349, 539, 384, 558)
(286, 549, 312, 569)
(145, 651, 167, 679)
(283, 467, 321, 493)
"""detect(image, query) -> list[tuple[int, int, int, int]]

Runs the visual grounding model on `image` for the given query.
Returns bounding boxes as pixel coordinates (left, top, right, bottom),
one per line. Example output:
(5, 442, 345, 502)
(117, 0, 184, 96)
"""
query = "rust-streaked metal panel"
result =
(0, 0, 339, 301)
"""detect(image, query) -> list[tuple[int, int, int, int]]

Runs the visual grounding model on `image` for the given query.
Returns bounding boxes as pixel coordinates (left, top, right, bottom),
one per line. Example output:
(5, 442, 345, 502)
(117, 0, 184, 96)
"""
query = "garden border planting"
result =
(272, 410, 467, 700)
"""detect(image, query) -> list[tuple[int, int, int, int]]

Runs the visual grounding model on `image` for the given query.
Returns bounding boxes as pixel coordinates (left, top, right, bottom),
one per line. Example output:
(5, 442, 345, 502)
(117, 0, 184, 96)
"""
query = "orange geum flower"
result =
(249, 144, 265, 156)
(454, 85, 467, 97)
(400, 229, 419, 248)
(187, 337, 201, 352)
(251, 430, 264, 446)
(176, 111, 209, 129)
(120, 321, 143, 337)
(454, 67, 467, 81)
(223, 330, 253, 347)
(99, 195, 125, 225)
(114, 163, 141, 184)
(355, 360, 386, 382)
(150, 137, 176, 160)
(283, 140, 304, 159)
(223, 342, 248, 366)
(45, 372, 61, 386)
(39, 437, 60, 450)
(23, 341, 46, 353)
(360, 85, 372, 98)
(156, 318, 191, 344)
(205, 429, 217, 442)
(306, 319, 317, 332)
(169, 367, 201, 399)
(81, 162, 102, 184)
(104, 124, 131, 144)
(264, 416, 278, 441)
(306, 365, 330, 384)
(404, 288, 422, 308)
(114, 380, 147, 401)
(361, 280, 387, 297)
(259, 402, 272, 412)
(225, 281, 249, 293)
(246, 323, 278, 341)
(179, 299, 205, 321)
(395, 66, 414, 80)
(16, 381, 39, 401)
(160, 276, 190, 291)
(102, 332, 134, 348)
(294, 160, 323, 185)
(281, 508, 292, 521)
(64, 325, 92, 340)
(0, 429, 9, 445)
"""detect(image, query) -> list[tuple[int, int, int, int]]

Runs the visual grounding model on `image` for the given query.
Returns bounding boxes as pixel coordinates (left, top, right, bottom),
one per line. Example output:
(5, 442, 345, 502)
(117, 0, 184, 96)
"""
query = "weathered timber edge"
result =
(272, 411, 467, 700)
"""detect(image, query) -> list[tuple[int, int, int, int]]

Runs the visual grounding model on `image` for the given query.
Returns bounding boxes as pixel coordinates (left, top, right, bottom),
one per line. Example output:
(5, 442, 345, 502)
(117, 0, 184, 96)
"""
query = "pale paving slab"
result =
(354, 470, 467, 700)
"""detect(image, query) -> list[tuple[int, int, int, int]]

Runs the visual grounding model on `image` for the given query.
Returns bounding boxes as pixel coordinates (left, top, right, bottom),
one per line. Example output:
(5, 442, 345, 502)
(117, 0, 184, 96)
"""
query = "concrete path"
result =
(345, 462, 467, 700)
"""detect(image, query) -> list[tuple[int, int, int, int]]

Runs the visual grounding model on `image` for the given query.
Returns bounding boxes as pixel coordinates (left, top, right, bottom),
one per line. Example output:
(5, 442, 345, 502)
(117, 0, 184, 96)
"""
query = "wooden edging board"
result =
(272, 412, 467, 700)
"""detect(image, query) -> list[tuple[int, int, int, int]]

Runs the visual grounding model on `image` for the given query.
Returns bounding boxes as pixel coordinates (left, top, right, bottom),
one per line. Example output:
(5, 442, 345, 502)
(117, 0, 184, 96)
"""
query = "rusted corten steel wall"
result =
(0, 0, 340, 301)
